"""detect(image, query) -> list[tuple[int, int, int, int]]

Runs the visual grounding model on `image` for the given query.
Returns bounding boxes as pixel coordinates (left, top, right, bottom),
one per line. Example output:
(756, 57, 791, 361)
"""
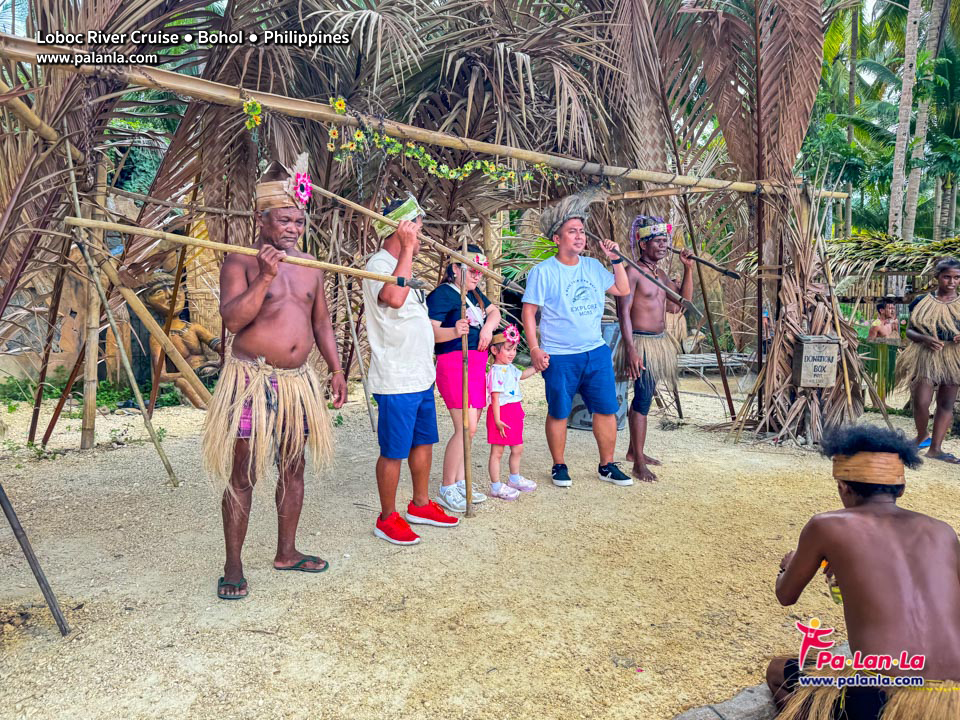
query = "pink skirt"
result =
(486, 401, 525, 446)
(436, 349, 487, 410)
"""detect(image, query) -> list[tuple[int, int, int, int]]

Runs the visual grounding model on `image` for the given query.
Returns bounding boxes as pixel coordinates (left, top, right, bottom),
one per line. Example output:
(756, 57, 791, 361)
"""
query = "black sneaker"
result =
(551, 463, 572, 487)
(598, 462, 633, 487)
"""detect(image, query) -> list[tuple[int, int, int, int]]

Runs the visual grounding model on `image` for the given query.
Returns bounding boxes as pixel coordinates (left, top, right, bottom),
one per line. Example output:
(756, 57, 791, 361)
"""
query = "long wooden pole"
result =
(0, 76, 83, 163)
(64, 142, 179, 485)
(0, 482, 70, 636)
(0, 33, 846, 199)
(146, 245, 187, 418)
(63, 216, 423, 289)
(308, 184, 522, 293)
(80, 218, 100, 449)
(460, 244, 475, 519)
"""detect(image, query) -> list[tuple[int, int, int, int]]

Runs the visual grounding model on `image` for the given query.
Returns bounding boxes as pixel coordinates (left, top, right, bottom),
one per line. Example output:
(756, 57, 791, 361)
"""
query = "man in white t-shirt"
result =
(362, 195, 460, 545)
(521, 197, 633, 488)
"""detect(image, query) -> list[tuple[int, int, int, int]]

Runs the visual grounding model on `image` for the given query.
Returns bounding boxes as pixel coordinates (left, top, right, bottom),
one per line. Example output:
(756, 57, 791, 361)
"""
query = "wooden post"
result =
(460, 239, 475, 518)
(146, 245, 187, 418)
(80, 227, 100, 449)
(0, 482, 70, 636)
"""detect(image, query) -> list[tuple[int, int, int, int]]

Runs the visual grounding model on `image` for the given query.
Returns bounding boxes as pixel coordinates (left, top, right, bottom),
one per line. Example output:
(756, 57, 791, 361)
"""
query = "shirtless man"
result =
(867, 299, 899, 340)
(202, 155, 347, 599)
(766, 424, 960, 718)
(615, 216, 693, 482)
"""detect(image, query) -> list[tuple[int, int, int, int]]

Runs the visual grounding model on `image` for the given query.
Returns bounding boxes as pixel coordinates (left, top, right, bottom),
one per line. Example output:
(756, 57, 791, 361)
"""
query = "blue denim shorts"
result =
(373, 386, 440, 459)
(542, 344, 619, 419)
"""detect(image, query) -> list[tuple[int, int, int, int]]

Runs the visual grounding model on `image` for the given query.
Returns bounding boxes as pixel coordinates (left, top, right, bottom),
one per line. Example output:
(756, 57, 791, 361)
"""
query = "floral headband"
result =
(635, 223, 672, 239)
(491, 323, 521, 347)
(461, 253, 489, 272)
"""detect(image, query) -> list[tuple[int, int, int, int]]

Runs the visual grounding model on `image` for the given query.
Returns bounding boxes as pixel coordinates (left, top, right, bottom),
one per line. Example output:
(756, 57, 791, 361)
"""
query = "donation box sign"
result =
(792, 335, 841, 388)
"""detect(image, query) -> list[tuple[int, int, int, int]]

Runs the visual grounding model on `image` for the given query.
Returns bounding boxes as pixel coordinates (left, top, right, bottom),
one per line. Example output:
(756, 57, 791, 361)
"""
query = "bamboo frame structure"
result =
(64, 216, 424, 289)
(0, 33, 847, 200)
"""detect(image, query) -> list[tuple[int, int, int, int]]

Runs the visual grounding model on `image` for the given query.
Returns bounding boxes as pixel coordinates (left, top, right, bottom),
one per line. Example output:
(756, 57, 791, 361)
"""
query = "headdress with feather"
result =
(255, 152, 312, 212)
(539, 193, 593, 240)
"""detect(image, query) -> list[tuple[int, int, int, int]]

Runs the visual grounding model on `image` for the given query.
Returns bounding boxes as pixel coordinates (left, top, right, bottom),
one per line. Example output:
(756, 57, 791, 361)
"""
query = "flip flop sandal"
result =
(930, 452, 960, 465)
(275, 556, 328, 573)
(919, 438, 932, 449)
(217, 576, 248, 600)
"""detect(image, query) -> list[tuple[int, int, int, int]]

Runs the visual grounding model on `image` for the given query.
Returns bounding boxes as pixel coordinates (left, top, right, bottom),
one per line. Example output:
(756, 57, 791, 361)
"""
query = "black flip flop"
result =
(930, 452, 960, 465)
(217, 576, 248, 600)
(274, 556, 328, 573)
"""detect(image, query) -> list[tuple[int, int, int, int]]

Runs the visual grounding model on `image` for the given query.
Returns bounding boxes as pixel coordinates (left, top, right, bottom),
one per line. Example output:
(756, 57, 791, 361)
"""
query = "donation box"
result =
(792, 335, 840, 388)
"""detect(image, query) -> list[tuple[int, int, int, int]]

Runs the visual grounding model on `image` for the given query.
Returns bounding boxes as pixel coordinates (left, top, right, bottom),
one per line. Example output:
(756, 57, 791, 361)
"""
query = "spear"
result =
(63, 217, 427, 289)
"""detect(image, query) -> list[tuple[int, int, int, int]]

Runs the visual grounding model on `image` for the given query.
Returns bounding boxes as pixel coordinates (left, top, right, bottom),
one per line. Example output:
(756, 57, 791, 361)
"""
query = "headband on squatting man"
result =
(255, 152, 313, 212)
(491, 324, 522, 348)
(822, 424, 924, 490)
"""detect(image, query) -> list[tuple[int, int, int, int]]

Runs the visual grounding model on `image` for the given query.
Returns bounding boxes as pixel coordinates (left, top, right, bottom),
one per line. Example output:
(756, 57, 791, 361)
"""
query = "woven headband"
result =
(373, 194, 425, 239)
(832, 452, 905, 485)
(491, 324, 521, 347)
(635, 223, 672, 240)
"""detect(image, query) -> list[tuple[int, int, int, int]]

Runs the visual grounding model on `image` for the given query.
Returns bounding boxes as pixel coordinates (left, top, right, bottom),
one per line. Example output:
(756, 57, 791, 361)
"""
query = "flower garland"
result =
(325, 96, 559, 188)
(242, 99, 262, 130)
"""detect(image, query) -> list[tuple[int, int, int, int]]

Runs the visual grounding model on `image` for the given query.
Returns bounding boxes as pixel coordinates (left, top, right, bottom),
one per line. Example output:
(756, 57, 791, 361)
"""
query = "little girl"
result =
(486, 324, 539, 500)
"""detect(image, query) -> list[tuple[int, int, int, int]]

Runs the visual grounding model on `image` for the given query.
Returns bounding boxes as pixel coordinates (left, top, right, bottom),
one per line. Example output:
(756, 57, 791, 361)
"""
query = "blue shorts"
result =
(631, 363, 657, 416)
(373, 386, 440, 459)
(542, 344, 619, 419)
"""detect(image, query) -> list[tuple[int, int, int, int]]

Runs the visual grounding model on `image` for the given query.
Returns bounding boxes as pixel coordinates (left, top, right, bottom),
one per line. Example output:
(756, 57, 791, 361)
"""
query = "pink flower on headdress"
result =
(503, 324, 520, 344)
(473, 253, 490, 268)
(294, 173, 312, 206)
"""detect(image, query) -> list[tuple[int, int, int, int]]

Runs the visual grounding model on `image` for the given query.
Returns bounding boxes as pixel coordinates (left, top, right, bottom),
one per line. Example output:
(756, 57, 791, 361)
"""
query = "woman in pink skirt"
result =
(486, 325, 539, 500)
(426, 245, 501, 513)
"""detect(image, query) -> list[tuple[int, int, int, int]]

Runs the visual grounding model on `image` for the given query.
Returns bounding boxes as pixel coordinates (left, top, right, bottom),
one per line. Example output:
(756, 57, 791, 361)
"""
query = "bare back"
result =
(817, 508, 960, 680)
(221, 249, 322, 368)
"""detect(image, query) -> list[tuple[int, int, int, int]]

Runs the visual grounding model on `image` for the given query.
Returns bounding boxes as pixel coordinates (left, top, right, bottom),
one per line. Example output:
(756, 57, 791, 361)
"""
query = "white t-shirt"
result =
(487, 363, 523, 406)
(521, 256, 614, 355)
(362, 250, 436, 394)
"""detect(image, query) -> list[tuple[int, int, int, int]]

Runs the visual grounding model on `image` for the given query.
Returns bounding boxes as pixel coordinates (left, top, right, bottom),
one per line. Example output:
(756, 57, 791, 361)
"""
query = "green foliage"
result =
(6, 402, 18, 413)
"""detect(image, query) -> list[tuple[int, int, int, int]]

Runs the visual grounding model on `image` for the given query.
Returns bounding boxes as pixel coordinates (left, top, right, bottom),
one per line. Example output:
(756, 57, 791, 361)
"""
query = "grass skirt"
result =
(895, 295, 960, 388)
(201, 355, 333, 491)
(614, 331, 680, 391)
(779, 667, 960, 720)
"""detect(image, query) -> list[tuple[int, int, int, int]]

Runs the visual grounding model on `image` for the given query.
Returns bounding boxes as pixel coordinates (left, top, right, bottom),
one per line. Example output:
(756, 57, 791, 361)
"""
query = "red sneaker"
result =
(374, 512, 421, 545)
(405, 500, 461, 528)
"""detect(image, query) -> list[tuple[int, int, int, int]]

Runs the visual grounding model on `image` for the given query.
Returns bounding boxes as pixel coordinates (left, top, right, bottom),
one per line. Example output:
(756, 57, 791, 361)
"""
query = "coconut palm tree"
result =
(887, 0, 922, 237)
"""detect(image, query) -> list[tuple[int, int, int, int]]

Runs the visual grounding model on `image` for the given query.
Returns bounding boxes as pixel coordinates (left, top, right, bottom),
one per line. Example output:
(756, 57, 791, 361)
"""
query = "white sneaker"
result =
(507, 475, 537, 492)
(436, 485, 466, 513)
(456, 480, 487, 504)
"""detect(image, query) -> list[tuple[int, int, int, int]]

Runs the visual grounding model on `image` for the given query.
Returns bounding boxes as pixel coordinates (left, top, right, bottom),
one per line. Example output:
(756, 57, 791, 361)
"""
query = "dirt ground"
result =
(1, 378, 958, 720)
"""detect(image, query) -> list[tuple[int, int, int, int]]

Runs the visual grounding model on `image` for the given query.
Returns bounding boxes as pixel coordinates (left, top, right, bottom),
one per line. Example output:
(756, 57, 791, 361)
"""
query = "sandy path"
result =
(1, 384, 958, 720)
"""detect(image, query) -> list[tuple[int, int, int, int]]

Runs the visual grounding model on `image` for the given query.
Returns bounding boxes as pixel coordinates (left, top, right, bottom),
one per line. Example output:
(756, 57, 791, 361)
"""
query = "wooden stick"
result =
(308, 184, 523, 294)
(0, 76, 83, 163)
(147, 245, 187, 418)
(64, 138, 179, 485)
(0, 34, 850, 199)
(27, 235, 71, 444)
(80, 210, 100, 450)
(817, 237, 855, 414)
(668, 247, 741, 280)
(62, 216, 425, 290)
(0, 482, 70, 636)
(460, 243, 475, 519)
(339, 273, 376, 433)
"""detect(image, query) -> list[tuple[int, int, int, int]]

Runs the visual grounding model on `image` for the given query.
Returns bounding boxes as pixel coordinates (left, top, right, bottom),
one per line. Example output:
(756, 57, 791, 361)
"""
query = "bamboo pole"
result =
(0, 76, 83, 163)
(146, 245, 187, 418)
(63, 216, 424, 290)
(27, 235, 71, 444)
(460, 241, 475, 519)
(80, 224, 100, 449)
(0, 482, 70, 636)
(0, 33, 846, 199)
(64, 141, 179, 486)
(41, 346, 84, 448)
(308, 184, 521, 293)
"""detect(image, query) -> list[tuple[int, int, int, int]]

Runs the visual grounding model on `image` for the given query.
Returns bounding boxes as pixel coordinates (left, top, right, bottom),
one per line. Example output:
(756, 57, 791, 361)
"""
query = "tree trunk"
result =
(845, 5, 858, 238)
(933, 176, 943, 243)
(949, 176, 958, 236)
(902, 0, 947, 242)
(887, 0, 923, 237)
